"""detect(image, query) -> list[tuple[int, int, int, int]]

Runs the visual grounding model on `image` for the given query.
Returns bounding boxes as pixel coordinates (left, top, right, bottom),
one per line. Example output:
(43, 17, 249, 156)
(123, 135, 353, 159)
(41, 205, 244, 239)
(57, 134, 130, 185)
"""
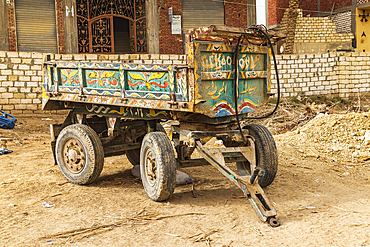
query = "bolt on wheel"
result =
(143, 148, 157, 186)
(63, 139, 86, 174)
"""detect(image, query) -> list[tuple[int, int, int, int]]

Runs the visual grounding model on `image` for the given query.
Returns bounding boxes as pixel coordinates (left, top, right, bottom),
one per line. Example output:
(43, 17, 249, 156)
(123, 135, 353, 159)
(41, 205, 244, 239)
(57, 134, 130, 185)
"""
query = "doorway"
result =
(113, 17, 130, 54)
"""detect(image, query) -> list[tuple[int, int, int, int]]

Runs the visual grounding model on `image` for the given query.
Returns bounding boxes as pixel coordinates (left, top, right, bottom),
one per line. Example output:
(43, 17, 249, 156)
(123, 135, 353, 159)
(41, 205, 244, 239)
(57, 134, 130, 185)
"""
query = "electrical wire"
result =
(233, 34, 245, 142)
(234, 26, 280, 146)
(210, 0, 356, 17)
(242, 25, 281, 120)
(232, 25, 281, 142)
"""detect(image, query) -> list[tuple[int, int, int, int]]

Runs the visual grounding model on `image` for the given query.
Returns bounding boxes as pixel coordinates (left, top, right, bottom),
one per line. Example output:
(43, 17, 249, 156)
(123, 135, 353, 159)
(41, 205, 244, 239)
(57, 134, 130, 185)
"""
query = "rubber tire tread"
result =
(239, 124, 278, 188)
(56, 124, 104, 185)
(126, 123, 165, 166)
(140, 131, 176, 202)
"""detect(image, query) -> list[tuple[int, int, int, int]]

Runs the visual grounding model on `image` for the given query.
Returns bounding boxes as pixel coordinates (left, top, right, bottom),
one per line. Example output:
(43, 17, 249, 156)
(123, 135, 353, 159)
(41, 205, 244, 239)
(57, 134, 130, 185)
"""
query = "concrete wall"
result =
(0, 52, 185, 114)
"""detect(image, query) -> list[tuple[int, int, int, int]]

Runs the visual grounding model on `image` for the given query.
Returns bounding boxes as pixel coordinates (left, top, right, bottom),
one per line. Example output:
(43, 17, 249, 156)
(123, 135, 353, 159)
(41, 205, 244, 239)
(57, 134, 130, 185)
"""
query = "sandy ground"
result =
(1, 114, 370, 247)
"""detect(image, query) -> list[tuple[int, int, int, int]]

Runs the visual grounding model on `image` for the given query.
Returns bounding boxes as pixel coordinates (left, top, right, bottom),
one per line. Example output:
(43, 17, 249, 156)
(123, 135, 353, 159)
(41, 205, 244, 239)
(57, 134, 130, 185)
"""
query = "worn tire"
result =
(237, 124, 278, 187)
(140, 132, 176, 201)
(55, 124, 104, 185)
(126, 123, 166, 166)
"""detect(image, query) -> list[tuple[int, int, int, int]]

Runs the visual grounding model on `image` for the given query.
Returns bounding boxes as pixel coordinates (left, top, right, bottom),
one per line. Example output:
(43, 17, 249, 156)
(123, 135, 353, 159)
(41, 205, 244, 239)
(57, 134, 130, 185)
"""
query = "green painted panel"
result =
(194, 43, 270, 117)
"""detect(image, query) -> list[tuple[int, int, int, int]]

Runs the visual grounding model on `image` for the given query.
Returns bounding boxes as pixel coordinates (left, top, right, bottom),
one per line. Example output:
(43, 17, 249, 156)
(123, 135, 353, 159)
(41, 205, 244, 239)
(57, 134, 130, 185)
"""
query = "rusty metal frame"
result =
(185, 25, 285, 45)
(195, 140, 277, 223)
(168, 124, 279, 225)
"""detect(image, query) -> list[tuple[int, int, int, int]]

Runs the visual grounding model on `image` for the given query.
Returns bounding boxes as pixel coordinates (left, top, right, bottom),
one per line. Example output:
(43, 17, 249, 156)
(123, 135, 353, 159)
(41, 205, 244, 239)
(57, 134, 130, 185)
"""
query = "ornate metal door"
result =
(76, 0, 147, 54)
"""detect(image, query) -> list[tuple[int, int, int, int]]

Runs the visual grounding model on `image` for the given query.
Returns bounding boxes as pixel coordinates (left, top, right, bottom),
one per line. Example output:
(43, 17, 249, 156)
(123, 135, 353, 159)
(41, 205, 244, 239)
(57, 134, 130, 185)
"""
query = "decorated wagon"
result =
(42, 25, 281, 227)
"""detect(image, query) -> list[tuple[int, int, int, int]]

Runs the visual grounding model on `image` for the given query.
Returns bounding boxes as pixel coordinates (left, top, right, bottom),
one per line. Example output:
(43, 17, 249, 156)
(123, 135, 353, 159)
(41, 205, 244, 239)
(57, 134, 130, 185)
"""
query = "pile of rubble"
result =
(275, 112, 370, 163)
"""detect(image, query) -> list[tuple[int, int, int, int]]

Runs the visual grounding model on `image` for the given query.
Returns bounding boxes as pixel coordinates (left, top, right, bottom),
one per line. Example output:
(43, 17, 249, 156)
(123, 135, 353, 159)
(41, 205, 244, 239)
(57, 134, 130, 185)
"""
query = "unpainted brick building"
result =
(268, 0, 353, 26)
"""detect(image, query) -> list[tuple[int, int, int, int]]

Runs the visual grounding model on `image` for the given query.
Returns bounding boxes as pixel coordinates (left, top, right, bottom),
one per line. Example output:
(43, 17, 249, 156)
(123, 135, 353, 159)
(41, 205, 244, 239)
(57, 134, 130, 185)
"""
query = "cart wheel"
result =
(237, 124, 278, 188)
(55, 124, 104, 185)
(126, 123, 166, 166)
(140, 132, 176, 201)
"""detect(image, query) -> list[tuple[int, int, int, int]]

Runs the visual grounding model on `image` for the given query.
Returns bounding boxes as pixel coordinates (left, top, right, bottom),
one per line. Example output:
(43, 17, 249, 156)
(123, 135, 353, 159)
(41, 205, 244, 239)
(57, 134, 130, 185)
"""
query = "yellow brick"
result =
(8, 75, 18, 81)
(13, 93, 25, 99)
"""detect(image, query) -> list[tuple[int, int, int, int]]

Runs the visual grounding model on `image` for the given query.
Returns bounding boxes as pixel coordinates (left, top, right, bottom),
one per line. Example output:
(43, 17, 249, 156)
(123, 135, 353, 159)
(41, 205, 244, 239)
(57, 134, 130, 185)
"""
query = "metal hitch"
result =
(195, 140, 279, 227)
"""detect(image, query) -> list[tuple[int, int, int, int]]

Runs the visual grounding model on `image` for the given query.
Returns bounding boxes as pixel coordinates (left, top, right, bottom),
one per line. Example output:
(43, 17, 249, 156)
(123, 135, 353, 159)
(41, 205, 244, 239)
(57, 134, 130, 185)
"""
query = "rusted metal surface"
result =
(185, 25, 285, 44)
(194, 140, 277, 222)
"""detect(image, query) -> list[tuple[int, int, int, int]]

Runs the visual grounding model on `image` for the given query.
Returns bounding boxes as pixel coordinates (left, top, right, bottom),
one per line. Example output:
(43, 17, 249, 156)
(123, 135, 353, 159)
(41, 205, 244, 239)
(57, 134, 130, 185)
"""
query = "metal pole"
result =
(318, 0, 320, 15)
(352, 0, 357, 48)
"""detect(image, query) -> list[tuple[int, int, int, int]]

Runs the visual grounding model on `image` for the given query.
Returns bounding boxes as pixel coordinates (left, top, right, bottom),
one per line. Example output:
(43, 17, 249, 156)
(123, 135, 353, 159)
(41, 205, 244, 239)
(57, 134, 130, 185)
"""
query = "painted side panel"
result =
(42, 62, 188, 110)
(42, 42, 271, 121)
(193, 43, 270, 117)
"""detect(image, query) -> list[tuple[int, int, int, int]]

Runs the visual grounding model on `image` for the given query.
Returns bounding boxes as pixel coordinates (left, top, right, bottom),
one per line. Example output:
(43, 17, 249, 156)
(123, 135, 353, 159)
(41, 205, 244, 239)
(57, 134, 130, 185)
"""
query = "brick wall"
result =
(158, 0, 254, 54)
(268, 0, 288, 26)
(7, 0, 16, 52)
(0, 51, 186, 114)
(56, 0, 65, 54)
(1, 50, 370, 115)
(329, 11, 352, 34)
(299, 0, 318, 17)
(268, 0, 352, 26)
(159, 0, 183, 54)
(225, 0, 248, 28)
(270, 52, 370, 98)
(279, 9, 353, 54)
(320, 0, 351, 12)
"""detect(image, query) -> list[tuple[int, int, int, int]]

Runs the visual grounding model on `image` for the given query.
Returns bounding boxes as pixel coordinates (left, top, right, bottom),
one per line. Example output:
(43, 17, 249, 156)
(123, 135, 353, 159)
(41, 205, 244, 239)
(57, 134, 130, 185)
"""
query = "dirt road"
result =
(1, 114, 370, 246)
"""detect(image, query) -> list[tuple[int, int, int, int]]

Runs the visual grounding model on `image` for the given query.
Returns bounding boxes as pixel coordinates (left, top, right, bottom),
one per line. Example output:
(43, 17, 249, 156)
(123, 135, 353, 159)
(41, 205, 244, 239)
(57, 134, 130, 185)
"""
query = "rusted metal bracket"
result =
(46, 92, 62, 97)
(171, 125, 248, 143)
(168, 93, 178, 109)
(195, 140, 279, 226)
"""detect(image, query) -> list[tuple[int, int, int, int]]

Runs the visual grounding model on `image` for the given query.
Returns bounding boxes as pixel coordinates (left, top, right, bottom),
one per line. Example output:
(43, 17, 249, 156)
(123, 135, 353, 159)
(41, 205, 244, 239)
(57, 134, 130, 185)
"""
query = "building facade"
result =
(0, 0, 258, 55)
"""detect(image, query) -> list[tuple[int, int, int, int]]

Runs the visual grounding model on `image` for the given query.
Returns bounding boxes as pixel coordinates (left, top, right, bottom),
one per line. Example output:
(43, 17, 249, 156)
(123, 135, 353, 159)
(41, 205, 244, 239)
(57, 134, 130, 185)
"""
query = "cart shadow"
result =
(171, 186, 247, 206)
(90, 169, 143, 188)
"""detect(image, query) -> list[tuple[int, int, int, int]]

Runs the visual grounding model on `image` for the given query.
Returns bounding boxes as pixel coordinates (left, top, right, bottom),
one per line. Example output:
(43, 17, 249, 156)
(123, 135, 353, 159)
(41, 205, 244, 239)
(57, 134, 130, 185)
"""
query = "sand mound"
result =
(275, 112, 370, 163)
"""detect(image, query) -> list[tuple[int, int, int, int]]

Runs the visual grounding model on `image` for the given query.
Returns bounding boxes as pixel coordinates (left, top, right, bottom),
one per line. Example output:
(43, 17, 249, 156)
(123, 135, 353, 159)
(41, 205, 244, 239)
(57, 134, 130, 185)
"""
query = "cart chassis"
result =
(50, 109, 279, 226)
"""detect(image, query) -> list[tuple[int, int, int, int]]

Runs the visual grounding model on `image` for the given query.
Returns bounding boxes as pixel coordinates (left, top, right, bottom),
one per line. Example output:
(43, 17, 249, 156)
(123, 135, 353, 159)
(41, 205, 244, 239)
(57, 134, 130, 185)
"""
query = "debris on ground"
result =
(40, 208, 204, 242)
(243, 95, 353, 135)
(42, 202, 55, 208)
(0, 148, 13, 155)
(275, 112, 370, 163)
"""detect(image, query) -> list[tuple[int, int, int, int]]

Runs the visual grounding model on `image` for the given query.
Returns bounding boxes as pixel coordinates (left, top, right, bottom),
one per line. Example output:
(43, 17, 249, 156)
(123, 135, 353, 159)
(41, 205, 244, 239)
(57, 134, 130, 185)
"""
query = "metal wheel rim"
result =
(62, 139, 86, 174)
(144, 147, 157, 187)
